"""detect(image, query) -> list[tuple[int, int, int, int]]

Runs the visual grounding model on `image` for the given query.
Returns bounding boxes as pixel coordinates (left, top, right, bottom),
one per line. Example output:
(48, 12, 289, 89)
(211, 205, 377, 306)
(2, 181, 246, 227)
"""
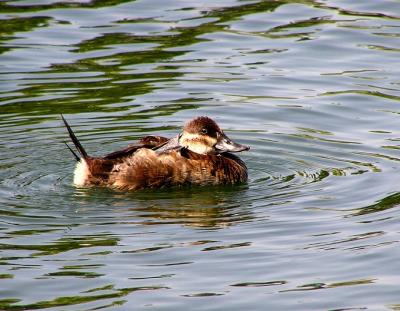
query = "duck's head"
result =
(178, 116, 250, 155)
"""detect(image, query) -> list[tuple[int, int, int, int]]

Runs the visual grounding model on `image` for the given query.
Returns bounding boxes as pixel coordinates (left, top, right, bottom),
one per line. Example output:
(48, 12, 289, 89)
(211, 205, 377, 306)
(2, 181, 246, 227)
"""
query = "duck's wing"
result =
(103, 145, 145, 160)
(153, 135, 181, 153)
(103, 135, 170, 160)
(139, 135, 169, 147)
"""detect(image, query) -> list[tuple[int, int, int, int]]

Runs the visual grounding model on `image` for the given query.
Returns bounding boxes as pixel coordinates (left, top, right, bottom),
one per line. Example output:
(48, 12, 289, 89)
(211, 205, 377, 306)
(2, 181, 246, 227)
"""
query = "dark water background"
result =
(1, 0, 400, 310)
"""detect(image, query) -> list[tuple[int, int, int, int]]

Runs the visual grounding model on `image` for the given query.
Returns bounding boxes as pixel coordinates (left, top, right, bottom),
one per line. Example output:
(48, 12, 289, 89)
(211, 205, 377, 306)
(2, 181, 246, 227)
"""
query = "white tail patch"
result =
(73, 160, 90, 186)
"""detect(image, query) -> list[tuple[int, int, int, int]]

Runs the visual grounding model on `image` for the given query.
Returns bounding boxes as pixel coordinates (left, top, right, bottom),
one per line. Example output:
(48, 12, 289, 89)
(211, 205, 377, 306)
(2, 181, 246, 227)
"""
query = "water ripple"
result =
(1, 0, 400, 310)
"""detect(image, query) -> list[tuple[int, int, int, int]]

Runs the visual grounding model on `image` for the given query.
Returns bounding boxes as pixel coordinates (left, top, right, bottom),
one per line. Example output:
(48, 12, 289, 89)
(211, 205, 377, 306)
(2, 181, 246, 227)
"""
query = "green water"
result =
(1, 0, 400, 310)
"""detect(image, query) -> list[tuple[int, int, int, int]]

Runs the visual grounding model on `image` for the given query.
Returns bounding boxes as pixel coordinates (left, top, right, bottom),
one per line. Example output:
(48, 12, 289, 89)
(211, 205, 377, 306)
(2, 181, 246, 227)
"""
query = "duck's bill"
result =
(215, 133, 250, 153)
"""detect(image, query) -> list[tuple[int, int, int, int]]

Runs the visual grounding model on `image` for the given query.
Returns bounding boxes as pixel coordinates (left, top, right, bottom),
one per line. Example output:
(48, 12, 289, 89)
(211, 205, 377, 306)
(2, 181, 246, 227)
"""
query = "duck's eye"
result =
(201, 128, 207, 134)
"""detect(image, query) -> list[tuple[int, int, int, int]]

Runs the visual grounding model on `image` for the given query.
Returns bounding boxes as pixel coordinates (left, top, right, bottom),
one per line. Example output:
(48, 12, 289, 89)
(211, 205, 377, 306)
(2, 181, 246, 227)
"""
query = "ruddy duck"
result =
(62, 115, 249, 190)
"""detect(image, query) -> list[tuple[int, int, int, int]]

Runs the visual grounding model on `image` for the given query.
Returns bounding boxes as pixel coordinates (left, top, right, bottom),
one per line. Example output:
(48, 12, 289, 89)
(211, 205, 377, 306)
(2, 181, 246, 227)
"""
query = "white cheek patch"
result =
(187, 143, 212, 154)
(180, 132, 217, 154)
(73, 160, 90, 186)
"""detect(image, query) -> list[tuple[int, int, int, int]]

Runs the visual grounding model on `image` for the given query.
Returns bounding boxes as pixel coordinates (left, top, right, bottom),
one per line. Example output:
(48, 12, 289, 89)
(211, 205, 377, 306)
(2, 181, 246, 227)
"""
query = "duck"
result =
(62, 115, 249, 191)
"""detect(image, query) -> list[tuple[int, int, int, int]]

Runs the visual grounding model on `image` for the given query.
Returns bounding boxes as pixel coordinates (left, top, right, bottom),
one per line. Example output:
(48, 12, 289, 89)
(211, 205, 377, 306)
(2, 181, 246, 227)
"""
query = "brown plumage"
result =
(62, 115, 249, 191)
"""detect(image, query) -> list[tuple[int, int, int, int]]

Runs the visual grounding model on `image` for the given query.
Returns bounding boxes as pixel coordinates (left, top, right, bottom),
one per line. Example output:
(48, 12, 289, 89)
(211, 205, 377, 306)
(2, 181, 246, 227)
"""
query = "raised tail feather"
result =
(64, 142, 80, 162)
(61, 114, 88, 161)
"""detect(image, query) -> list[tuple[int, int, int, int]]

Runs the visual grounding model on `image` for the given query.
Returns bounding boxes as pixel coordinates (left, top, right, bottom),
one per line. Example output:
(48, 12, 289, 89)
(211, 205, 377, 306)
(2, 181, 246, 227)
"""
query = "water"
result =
(1, 0, 400, 309)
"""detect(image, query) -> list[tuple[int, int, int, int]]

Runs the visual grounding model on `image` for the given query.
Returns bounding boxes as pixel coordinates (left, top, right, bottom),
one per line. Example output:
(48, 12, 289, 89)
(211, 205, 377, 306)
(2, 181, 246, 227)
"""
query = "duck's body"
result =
(62, 116, 249, 191)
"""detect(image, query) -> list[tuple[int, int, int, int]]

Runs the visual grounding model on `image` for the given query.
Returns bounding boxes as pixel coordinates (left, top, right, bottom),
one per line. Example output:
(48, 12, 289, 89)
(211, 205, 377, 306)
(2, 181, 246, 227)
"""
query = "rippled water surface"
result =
(1, 0, 400, 309)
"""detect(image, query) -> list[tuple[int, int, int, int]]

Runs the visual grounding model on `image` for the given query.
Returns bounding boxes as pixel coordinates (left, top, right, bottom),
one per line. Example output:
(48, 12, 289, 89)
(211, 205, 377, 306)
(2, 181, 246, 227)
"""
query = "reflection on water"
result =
(136, 186, 251, 223)
(350, 192, 400, 217)
(1, 0, 400, 309)
(74, 185, 254, 228)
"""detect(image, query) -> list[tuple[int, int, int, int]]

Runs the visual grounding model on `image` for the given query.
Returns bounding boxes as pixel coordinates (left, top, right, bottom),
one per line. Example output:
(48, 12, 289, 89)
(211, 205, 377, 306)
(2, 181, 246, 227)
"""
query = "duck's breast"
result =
(179, 150, 248, 185)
